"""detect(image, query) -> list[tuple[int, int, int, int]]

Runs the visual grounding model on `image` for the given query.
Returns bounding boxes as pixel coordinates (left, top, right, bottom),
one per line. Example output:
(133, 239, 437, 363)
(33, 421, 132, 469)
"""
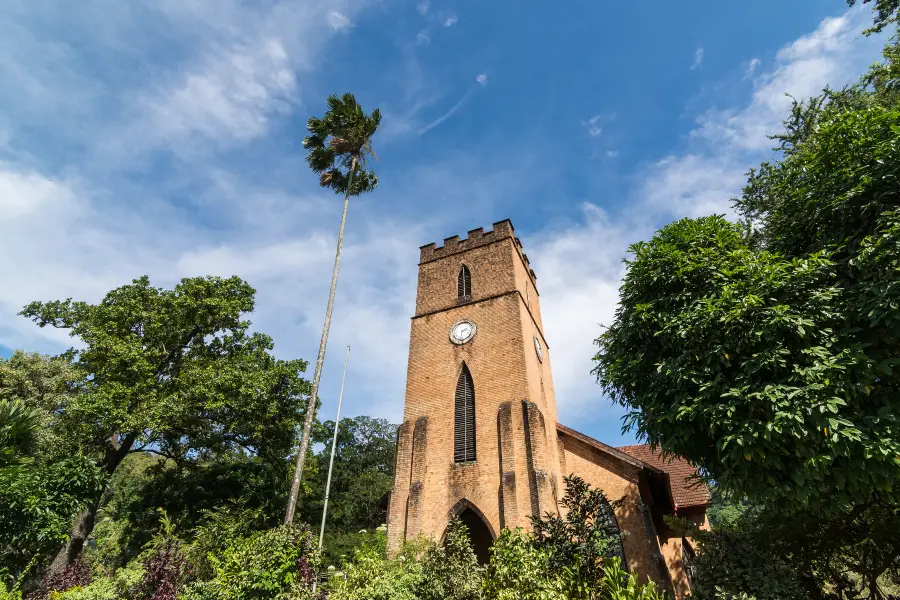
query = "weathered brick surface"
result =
(387, 219, 707, 596)
(558, 434, 660, 585)
(386, 421, 413, 554)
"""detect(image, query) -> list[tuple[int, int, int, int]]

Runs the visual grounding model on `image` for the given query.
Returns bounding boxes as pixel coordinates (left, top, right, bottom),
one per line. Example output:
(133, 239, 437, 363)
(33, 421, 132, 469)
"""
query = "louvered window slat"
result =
(457, 265, 472, 299)
(454, 365, 476, 462)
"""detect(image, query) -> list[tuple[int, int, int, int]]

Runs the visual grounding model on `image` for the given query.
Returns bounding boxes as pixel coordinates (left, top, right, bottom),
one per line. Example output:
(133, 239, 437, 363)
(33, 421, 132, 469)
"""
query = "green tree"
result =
(1, 356, 105, 584)
(531, 476, 625, 591)
(0, 351, 81, 462)
(285, 93, 381, 524)
(593, 39, 900, 515)
(18, 275, 311, 575)
(299, 416, 396, 561)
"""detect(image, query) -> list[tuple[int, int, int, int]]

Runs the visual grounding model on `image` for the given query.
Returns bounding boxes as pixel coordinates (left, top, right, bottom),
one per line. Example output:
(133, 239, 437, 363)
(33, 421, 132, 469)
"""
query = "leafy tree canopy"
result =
(594, 40, 900, 514)
(17, 275, 311, 571)
(299, 415, 396, 561)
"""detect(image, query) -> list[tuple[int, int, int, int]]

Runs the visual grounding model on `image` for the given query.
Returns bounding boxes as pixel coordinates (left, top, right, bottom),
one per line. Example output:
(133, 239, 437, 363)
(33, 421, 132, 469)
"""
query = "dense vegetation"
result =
(595, 27, 900, 600)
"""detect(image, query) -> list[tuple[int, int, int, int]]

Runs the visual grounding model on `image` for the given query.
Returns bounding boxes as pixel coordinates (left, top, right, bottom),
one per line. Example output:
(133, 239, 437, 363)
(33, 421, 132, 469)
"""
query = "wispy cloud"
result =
(443, 14, 458, 27)
(690, 47, 705, 70)
(745, 57, 761, 78)
(584, 115, 603, 137)
(417, 0, 429, 16)
(416, 30, 431, 45)
(327, 11, 353, 30)
(418, 76, 488, 134)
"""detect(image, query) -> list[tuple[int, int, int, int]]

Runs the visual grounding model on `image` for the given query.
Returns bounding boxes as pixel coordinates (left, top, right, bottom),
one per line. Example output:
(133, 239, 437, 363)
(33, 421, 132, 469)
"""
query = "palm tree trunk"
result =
(285, 169, 355, 524)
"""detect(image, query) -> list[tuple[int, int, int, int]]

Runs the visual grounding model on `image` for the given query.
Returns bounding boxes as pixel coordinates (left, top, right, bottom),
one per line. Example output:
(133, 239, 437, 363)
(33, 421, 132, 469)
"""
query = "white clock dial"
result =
(450, 320, 477, 345)
(534, 336, 543, 362)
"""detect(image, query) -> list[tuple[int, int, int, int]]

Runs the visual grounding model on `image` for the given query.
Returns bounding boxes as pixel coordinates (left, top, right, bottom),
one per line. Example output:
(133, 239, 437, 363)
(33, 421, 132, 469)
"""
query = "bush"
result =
(0, 458, 105, 582)
(49, 563, 143, 600)
(325, 527, 424, 600)
(181, 524, 318, 600)
(416, 519, 482, 600)
(25, 561, 92, 600)
(531, 476, 625, 591)
(689, 520, 806, 600)
(482, 529, 565, 600)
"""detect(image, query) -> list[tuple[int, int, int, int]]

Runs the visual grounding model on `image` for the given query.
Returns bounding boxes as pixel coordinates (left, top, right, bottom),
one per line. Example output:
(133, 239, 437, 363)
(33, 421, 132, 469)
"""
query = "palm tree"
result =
(285, 93, 381, 524)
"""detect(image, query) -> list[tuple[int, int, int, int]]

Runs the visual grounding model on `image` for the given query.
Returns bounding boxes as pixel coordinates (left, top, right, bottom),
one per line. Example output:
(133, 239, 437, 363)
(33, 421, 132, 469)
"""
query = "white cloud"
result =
(327, 11, 353, 30)
(138, 39, 296, 147)
(640, 154, 746, 218)
(443, 14, 458, 27)
(526, 205, 650, 434)
(693, 9, 882, 152)
(745, 57, 761, 78)
(417, 0, 429, 16)
(416, 30, 431, 45)
(605, 150, 619, 158)
(476, 73, 488, 85)
(690, 47, 705, 70)
(584, 115, 603, 137)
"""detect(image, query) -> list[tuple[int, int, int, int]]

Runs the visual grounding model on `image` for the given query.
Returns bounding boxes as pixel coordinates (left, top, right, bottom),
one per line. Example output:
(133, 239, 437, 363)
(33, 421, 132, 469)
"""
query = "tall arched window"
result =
(457, 265, 472, 299)
(454, 364, 476, 463)
(600, 499, 627, 568)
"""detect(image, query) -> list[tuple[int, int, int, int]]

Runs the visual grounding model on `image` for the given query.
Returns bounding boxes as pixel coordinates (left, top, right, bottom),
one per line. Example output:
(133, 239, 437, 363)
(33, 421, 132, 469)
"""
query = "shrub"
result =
(25, 561, 92, 600)
(182, 524, 318, 600)
(416, 519, 482, 600)
(482, 529, 565, 600)
(531, 476, 625, 590)
(326, 528, 423, 600)
(598, 558, 664, 600)
(689, 520, 805, 600)
(49, 563, 144, 600)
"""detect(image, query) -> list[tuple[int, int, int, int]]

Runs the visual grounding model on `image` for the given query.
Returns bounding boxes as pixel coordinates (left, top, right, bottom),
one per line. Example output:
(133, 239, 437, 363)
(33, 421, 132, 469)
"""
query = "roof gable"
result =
(617, 444, 711, 509)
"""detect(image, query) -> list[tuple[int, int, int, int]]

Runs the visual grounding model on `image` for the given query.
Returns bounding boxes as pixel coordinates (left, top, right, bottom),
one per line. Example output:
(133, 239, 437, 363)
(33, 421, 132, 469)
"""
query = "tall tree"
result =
(593, 39, 900, 515)
(299, 416, 396, 560)
(285, 93, 381, 523)
(18, 275, 311, 574)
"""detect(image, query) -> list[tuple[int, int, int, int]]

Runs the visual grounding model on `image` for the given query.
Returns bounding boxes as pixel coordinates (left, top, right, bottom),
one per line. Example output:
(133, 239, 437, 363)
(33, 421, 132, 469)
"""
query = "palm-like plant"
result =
(285, 93, 381, 524)
(0, 399, 42, 467)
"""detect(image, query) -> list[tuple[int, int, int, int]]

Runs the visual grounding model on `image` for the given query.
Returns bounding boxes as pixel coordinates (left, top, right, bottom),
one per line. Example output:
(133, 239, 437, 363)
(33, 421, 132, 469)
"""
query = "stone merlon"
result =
(419, 219, 537, 284)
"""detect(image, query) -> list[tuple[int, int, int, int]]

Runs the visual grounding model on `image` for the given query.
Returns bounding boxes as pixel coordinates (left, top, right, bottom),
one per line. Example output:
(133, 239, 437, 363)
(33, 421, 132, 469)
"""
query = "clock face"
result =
(450, 320, 477, 345)
(534, 336, 543, 362)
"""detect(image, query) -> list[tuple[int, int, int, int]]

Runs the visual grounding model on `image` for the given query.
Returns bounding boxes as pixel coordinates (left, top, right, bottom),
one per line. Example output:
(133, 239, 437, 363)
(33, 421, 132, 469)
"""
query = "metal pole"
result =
(314, 345, 350, 591)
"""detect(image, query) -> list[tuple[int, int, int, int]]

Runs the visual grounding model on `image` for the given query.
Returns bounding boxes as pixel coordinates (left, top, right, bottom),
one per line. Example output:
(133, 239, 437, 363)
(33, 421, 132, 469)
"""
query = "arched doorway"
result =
(450, 505, 494, 565)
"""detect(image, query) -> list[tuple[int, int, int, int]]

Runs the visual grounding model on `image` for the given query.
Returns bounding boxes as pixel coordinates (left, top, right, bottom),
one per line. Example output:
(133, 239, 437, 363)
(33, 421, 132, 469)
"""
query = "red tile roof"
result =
(617, 444, 711, 509)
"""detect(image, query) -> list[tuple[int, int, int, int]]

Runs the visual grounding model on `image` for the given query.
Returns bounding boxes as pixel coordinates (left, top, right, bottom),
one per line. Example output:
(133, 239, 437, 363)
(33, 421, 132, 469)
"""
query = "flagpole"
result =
(314, 345, 350, 591)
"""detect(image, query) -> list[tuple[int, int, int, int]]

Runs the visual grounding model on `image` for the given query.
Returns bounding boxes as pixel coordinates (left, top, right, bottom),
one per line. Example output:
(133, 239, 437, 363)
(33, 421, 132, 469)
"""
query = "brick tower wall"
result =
(387, 220, 560, 553)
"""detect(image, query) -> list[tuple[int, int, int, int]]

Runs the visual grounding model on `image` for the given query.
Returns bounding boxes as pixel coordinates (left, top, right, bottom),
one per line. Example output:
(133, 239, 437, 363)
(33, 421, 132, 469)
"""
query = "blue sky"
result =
(0, 0, 889, 445)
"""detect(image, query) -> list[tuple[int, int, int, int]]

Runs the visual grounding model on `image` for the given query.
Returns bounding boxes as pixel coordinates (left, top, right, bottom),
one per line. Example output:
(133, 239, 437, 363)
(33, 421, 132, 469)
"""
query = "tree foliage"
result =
(299, 416, 396, 562)
(847, 0, 900, 33)
(17, 275, 311, 571)
(303, 93, 380, 196)
(594, 39, 900, 515)
(531, 476, 625, 588)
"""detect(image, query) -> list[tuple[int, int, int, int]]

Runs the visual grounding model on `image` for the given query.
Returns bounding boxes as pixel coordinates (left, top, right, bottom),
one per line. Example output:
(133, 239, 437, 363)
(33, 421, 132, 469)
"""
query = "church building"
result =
(386, 220, 710, 598)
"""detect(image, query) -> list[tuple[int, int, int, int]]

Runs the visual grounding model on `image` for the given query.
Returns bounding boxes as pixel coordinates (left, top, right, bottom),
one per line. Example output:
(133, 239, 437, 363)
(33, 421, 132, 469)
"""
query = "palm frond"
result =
(302, 93, 381, 197)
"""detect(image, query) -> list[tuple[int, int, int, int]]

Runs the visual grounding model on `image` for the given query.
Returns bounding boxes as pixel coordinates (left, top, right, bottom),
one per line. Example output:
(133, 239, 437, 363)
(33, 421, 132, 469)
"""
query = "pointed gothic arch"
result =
(457, 264, 472, 299)
(454, 363, 476, 463)
(445, 498, 496, 565)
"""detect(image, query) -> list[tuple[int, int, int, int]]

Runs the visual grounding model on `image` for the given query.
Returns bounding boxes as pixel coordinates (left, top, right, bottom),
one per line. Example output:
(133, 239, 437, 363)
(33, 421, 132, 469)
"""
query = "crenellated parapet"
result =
(419, 219, 538, 285)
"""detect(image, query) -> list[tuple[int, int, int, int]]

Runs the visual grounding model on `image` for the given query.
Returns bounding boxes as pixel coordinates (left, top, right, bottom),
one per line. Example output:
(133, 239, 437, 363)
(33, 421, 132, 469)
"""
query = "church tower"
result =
(386, 219, 563, 560)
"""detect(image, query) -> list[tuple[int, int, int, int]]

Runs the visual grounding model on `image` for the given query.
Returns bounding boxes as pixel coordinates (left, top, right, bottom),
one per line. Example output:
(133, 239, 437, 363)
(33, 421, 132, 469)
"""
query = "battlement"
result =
(419, 219, 537, 283)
